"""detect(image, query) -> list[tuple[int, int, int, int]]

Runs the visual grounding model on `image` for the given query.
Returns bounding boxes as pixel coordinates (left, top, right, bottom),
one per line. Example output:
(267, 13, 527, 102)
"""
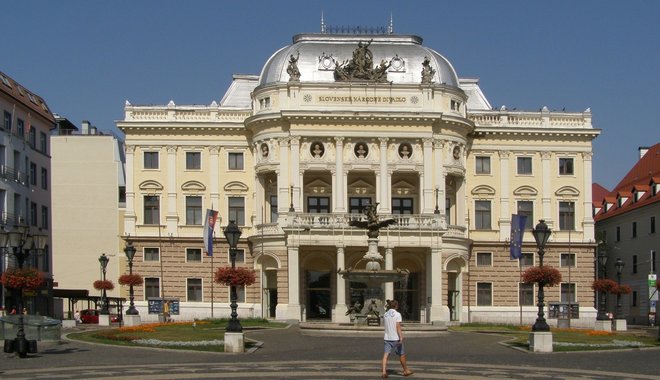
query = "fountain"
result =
(339, 203, 409, 325)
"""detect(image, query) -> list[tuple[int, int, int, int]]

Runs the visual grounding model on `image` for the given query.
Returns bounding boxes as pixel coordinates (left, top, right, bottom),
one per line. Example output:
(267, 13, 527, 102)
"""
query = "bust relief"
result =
(260, 143, 269, 158)
(453, 145, 461, 160)
(398, 143, 412, 159)
(311, 142, 325, 158)
(354, 142, 369, 158)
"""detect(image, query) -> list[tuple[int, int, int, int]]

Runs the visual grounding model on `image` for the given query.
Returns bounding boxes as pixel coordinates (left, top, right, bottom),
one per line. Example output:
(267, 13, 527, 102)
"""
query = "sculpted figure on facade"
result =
(334, 40, 391, 82)
(287, 52, 301, 82)
(421, 56, 436, 84)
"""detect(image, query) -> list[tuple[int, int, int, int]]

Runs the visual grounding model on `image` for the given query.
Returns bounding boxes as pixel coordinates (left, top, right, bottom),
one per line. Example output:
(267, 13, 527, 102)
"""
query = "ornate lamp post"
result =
(596, 252, 609, 320)
(223, 220, 242, 332)
(531, 219, 552, 332)
(98, 253, 110, 315)
(0, 225, 47, 358)
(615, 257, 624, 319)
(123, 241, 138, 315)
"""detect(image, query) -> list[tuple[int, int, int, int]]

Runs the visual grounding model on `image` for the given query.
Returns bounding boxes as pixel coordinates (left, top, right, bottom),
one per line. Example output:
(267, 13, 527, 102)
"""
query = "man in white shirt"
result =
(381, 300, 413, 378)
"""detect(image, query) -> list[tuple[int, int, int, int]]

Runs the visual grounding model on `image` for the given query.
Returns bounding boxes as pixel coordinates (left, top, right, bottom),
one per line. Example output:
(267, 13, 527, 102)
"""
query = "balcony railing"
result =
(285, 213, 447, 231)
(0, 165, 27, 186)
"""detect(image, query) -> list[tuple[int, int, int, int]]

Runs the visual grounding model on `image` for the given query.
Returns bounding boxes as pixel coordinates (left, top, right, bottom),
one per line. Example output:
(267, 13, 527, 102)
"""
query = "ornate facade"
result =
(118, 31, 599, 326)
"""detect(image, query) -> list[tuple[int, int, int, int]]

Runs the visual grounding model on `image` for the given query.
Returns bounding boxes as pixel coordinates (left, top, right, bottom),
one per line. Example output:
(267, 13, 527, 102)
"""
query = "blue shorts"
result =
(384, 340, 405, 356)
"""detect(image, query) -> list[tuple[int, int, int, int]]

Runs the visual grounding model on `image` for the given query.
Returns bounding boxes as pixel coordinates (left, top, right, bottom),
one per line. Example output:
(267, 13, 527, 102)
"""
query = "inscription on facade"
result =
(317, 96, 407, 104)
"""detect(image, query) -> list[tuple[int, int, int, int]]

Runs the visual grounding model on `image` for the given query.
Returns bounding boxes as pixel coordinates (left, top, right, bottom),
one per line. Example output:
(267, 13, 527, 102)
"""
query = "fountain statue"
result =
(339, 203, 409, 325)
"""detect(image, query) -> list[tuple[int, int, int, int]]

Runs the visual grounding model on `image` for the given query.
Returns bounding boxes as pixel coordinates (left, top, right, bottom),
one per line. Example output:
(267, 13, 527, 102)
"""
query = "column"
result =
(290, 137, 301, 211)
(457, 177, 467, 228)
(166, 146, 177, 234)
(499, 151, 511, 240)
(378, 138, 390, 213)
(422, 138, 434, 213)
(209, 146, 220, 214)
(426, 248, 445, 322)
(434, 140, 446, 219)
(124, 145, 136, 235)
(541, 152, 552, 223)
(334, 137, 346, 212)
(582, 152, 595, 237)
(384, 247, 394, 301)
(286, 246, 302, 320)
(335, 246, 349, 322)
(277, 138, 290, 214)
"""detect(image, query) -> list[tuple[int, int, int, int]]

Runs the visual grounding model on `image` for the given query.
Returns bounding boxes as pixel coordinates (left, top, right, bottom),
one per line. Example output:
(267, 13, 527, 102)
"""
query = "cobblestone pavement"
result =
(1, 325, 659, 379)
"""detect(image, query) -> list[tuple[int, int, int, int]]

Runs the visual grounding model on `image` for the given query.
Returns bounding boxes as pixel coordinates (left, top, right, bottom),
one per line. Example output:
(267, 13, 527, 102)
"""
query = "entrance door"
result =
(306, 270, 331, 320)
(448, 290, 460, 321)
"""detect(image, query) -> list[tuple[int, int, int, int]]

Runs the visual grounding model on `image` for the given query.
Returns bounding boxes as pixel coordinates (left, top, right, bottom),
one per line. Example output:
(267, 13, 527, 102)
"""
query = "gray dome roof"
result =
(258, 34, 459, 87)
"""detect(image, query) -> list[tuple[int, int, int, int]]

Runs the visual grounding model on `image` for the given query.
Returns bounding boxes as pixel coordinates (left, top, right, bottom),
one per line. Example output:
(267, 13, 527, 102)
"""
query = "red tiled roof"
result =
(594, 142, 660, 221)
(0, 70, 55, 124)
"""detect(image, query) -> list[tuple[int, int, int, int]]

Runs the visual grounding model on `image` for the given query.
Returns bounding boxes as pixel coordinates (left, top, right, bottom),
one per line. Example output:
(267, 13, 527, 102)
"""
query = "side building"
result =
(118, 30, 599, 326)
(593, 143, 659, 325)
(0, 71, 54, 316)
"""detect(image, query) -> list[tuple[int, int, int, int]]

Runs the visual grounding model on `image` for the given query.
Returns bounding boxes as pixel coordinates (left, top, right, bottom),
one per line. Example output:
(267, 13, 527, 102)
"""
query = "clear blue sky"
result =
(4, 0, 659, 190)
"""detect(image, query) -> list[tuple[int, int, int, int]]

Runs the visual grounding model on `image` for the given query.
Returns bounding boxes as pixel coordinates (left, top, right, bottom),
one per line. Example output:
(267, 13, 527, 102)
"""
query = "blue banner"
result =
(510, 214, 527, 260)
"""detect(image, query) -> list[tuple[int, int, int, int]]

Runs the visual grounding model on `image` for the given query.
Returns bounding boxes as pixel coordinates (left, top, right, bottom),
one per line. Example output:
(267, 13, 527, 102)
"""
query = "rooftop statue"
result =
(287, 53, 301, 81)
(421, 56, 436, 84)
(334, 40, 390, 82)
(349, 203, 396, 238)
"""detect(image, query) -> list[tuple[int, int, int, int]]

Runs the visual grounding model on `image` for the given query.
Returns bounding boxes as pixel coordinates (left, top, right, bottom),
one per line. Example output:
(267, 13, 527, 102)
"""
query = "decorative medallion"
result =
(303, 94, 312, 102)
(354, 142, 369, 158)
(398, 143, 412, 159)
(318, 53, 335, 70)
(453, 146, 461, 160)
(260, 143, 269, 158)
(389, 55, 406, 72)
(311, 142, 325, 158)
(410, 96, 419, 104)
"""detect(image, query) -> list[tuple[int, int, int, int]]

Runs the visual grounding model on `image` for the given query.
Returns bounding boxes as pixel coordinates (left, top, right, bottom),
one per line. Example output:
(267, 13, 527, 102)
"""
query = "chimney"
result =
(81, 120, 91, 135)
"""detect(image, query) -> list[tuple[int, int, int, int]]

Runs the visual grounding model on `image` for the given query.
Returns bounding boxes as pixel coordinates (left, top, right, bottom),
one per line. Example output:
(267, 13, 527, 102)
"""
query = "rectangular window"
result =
(560, 253, 576, 267)
(632, 221, 637, 238)
(186, 196, 203, 225)
(144, 151, 159, 169)
(349, 197, 372, 214)
(186, 152, 201, 170)
(29, 128, 36, 148)
(228, 197, 245, 225)
(632, 255, 638, 274)
(651, 216, 656, 234)
(144, 195, 160, 225)
(561, 283, 576, 303)
(392, 198, 413, 214)
(187, 278, 203, 302)
(477, 283, 492, 306)
(520, 252, 534, 267)
(519, 283, 534, 306)
(41, 168, 48, 190)
(3, 111, 11, 130)
(40, 132, 47, 153)
(559, 201, 575, 230)
(616, 226, 621, 242)
(270, 195, 278, 223)
(559, 158, 574, 175)
(652, 250, 657, 272)
(475, 200, 491, 230)
(517, 201, 534, 230)
(230, 248, 245, 265)
(145, 278, 160, 300)
(16, 119, 24, 138)
(29, 162, 37, 186)
(30, 202, 37, 226)
(228, 152, 244, 170)
(186, 248, 202, 262)
(144, 247, 160, 261)
(632, 291, 638, 307)
(41, 206, 48, 230)
(307, 196, 330, 213)
(236, 285, 246, 303)
(475, 156, 491, 174)
(517, 157, 532, 175)
(476, 252, 492, 266)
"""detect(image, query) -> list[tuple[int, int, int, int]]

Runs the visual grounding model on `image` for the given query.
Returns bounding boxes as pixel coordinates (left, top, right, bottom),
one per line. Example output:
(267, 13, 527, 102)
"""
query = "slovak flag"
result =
(510, 214, 527, 260)
(203, 209, 218, 256)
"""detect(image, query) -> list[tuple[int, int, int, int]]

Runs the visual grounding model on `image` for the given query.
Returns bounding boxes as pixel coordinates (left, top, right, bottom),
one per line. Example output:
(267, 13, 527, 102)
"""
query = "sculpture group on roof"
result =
(334, 40, 391, 82)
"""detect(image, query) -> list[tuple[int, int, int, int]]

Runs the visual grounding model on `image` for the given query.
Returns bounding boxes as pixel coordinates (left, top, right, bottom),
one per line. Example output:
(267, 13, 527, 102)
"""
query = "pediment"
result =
(513, 185, 538, 197)
(392, 180, 415, 196)
(224, 181, 249, 193)
(181, 180, 206, 192)
(471, 185, 496, 196)
(305, 179, 331, 194)
(138, 180, 163, 191)
(348, 179, 375, 195)
(555, 186, 579, 197)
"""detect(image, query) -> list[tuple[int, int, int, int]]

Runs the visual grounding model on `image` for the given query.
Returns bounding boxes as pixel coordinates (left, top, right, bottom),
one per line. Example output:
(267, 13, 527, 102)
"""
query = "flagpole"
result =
(211, 232, 214, 319)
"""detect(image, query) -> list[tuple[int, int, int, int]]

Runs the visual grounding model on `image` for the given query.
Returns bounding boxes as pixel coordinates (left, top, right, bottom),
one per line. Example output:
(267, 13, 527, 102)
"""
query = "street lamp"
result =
(531, 219, 552, 332)
(223, 220, 242, 332)
(0, 225, 47, 358)
(98, 253, 110, 315)
(123, 240, 138, 315)
(596, 252, 609, 320)
(615, 257, 624, 319)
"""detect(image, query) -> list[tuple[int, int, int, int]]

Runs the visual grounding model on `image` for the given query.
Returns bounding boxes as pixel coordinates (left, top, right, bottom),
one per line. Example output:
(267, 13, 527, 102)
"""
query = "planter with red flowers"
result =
(214, 267, 256, 287)
(522, 266, 562, 287)
(1, 267, 45, 291)
(118, 274, 144, 287)
(93, 280, 115, 291)
(591, 278, 618, 293)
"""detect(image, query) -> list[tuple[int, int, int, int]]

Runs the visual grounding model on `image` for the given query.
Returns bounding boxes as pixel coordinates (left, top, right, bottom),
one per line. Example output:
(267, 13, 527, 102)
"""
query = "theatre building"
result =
(118, 27, 599, 326)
